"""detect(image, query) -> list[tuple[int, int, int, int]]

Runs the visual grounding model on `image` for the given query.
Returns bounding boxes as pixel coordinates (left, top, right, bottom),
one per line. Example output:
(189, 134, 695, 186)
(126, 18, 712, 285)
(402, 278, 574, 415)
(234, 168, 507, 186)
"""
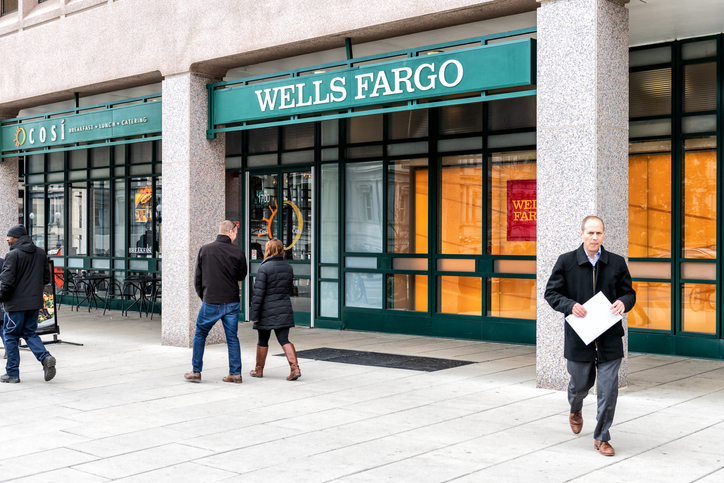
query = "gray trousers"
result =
(567, 358, 621, 442)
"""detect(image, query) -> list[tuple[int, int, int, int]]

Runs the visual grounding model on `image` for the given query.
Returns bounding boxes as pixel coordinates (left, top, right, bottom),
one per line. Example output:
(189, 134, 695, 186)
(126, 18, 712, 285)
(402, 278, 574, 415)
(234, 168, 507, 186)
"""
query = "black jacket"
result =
(0, 235, 51, 312)
(194, 235, 247, 303)
(250, 255, 295, 330)
(545, 244, 636, 363)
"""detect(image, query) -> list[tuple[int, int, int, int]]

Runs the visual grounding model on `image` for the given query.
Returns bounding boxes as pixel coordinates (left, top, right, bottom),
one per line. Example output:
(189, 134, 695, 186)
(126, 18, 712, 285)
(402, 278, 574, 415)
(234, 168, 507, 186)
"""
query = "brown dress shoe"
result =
(222, 374, 242, 384)
(569, 410, 583, 434)
(184, 372, 201, 383)
(594, 440, 615, 456)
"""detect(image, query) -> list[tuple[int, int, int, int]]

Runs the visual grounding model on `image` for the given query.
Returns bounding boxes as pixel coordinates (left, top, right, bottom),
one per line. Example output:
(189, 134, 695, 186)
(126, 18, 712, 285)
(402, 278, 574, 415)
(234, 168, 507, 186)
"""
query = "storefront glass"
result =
(440, 155, 483, 255)
(345, 161, 383, 253)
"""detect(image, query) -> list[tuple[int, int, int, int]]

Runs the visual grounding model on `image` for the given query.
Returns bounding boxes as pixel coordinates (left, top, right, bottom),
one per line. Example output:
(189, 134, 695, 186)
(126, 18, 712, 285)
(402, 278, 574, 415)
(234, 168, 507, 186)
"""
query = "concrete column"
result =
(161, 72, 226, 348)
(536, 0, 629, 389)
(0, 157, 19, 260)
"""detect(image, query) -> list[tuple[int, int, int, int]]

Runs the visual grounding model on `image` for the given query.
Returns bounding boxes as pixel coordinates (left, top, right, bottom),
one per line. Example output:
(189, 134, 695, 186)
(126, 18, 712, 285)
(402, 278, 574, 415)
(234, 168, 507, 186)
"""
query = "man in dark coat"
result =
(545, 216, 636, 457)
(185, 220, 247, 384)
(0, 225, 56, 383)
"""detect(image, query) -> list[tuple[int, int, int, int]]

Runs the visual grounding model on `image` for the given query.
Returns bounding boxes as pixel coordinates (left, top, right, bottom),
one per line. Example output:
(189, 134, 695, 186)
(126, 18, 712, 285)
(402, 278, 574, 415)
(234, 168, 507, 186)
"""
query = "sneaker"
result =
(0, 374, 20, 383)
(184, 371, 201, 383)
(42, 356, 57, 382)
(222, 374, 242, 384)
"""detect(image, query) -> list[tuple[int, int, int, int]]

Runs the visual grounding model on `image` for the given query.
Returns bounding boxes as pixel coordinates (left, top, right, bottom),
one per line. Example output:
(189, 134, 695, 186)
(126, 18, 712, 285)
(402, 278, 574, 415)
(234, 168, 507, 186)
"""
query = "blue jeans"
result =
(4, 310, 51, 378)
(192, 302, 241, 375)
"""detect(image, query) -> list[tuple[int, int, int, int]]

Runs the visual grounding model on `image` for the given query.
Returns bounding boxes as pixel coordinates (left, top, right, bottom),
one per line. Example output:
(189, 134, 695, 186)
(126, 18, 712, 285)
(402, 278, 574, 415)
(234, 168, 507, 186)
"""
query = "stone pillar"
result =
(161, 72, 226, 348)
(0, 157, 19, 260)
(536, 0, 629, 389)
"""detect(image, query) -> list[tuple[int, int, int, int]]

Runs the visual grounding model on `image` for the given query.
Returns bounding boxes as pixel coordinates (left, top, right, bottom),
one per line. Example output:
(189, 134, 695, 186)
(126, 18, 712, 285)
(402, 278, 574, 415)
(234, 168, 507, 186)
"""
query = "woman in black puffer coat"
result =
(249, 239, 300, 381)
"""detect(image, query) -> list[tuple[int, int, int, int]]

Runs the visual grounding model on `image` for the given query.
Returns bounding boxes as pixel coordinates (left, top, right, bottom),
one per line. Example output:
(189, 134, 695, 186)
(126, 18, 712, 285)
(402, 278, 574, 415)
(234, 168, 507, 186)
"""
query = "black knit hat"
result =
(7, 225, 27, 238)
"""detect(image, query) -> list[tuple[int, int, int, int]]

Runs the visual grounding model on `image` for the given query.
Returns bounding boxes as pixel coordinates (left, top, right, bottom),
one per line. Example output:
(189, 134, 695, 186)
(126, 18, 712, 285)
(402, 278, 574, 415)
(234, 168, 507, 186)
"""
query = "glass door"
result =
(247, 169, 313, 326)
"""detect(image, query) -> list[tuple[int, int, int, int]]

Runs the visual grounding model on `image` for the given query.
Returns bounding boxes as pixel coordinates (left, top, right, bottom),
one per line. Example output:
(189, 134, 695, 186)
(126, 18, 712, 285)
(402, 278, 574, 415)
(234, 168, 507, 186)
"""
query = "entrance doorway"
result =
(247, 169, 313, 326)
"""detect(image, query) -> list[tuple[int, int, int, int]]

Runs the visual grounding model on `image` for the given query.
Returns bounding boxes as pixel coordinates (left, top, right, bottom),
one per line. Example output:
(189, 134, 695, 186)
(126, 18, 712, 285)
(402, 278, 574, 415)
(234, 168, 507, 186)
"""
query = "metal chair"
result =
(149, 281, 162, 320)
(98, 279, 128, 315)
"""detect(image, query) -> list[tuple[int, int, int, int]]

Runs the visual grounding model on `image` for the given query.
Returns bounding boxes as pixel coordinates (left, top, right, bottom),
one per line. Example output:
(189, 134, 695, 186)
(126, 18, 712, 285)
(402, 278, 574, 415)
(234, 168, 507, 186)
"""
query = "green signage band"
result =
(1, 100, 162, 155)
(211, 38, 535, 127)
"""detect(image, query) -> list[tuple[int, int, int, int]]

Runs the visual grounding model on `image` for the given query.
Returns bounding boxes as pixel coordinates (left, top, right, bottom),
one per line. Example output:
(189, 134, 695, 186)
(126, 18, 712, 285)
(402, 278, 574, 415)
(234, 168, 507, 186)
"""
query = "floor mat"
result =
(280, 347, 476, 372)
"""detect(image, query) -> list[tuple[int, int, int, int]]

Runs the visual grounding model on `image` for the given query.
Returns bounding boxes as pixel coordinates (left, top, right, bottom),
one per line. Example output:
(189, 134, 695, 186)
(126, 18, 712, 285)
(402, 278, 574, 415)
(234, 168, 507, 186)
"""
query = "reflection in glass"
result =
(155, 177, 162, 257)
(225, 172, 242, 247)
(629, 148, 672, 257)
(91, 181, 110, 257)
(291, 277, 312, 312)
(681, 283, 716, 334)
(387, 158, 428, 253)
(487, 278, 535, 319)
(682, 143, 716, 259)
(47, 184, 64, 255)
(29, 185, 45, 249)
(629, 282, 671, 331)
(488, 151, 536, 256)
(345, 162, 383, 253)
(321, 164, 339, 263)
(249, 173, 278, 260)
(129, 178, 154, 258)
(440, 155, 482, 254)
(387, 274, 427, 312)
(320, 281, 339, 318)
(438, 276, 482, 315)
(69, 184, 87, 256)
(114, 180, 126, 257)
(345, 272, 383, 309)
(283, 172, 311, 261)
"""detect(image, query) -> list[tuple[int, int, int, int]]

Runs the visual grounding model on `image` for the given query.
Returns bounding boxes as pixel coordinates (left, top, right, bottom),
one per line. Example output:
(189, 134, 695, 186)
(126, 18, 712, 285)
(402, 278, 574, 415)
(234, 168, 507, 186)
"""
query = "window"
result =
(1, 0, 18, 15)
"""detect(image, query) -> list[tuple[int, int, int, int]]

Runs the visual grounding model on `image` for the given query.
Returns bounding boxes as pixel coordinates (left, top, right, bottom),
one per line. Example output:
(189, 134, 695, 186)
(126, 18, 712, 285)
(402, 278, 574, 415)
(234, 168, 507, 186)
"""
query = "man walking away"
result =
(185, 220, 248, 383)
(0, 225, 56, 383)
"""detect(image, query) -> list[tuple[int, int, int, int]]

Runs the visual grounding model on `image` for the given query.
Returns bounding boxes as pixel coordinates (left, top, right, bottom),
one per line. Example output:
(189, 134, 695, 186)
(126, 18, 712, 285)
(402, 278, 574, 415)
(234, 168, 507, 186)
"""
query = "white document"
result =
(565, 291, 622, 346)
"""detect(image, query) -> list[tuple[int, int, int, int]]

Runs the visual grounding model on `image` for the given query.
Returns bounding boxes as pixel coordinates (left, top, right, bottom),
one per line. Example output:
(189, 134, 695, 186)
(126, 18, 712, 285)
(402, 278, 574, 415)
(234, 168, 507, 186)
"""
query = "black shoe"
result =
(0, 374, 20, 383)
(42, 356, 56, 382)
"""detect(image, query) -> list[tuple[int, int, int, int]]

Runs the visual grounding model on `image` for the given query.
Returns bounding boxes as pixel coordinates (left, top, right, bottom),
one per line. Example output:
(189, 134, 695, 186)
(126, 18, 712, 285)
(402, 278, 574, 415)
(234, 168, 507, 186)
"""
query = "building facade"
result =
(1, 0, 723, 389)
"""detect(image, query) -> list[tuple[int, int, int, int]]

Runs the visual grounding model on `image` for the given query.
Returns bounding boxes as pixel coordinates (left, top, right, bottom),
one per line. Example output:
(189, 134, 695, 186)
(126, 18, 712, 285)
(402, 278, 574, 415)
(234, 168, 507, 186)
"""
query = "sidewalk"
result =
(0, 310, 722, 482)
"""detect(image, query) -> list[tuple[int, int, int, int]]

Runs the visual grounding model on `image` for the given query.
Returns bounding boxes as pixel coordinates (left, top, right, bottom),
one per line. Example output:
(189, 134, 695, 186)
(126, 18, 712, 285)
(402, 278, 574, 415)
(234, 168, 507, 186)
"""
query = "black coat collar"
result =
(576, 244, 609, 266)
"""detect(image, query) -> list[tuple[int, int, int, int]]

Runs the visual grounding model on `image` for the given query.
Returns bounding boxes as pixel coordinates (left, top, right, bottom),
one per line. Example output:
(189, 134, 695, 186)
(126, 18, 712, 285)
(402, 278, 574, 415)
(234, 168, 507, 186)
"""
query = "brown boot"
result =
(282, 343, 301, 381)
(249, 345, 268, 378)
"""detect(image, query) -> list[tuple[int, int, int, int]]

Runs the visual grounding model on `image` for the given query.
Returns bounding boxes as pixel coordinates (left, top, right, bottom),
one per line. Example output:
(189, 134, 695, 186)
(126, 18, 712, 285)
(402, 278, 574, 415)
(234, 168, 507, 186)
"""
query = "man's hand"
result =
(610, 300, 625, 315)
(571, 303, 587, 318)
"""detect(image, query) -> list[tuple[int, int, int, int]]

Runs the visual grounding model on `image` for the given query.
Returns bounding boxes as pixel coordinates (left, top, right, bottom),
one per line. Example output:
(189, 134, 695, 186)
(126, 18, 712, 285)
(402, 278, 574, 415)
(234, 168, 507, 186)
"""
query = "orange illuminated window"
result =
(487, 278, 535, 319)
(388, 274, 428, 312)
(629, 281, 671, 331)
(682, 140, 716, 259)
(387, 159, 428, 253)
(438, 276, 482, 315)
(440, 155, 483, 254)
(681, 283, 716, 333)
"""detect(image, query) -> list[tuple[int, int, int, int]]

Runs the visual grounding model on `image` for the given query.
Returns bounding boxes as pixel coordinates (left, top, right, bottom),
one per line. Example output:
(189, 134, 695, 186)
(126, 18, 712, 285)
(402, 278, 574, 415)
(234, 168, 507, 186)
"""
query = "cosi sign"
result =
(211, 38, 535, 126)
(1, 101, 161, 155)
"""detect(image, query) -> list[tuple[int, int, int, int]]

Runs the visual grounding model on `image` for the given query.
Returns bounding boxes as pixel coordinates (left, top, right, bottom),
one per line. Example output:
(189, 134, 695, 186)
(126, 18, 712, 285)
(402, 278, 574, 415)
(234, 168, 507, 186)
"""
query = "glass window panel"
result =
(321, 164, 339, 263)
(130, 142, 152, 164)
(283, 123, 314, 150)
(247, 154, 278, 167)
(29, 185, 45, 249)
(437, 258, 475, 272)
(225, 156, 242, 169)
(281, 150, 314, 164)
(682, 114, 716, 133)
(91, 259, 110, 269)
(27, 154, 44, 173)
(489, 150, 536, 256)
(494, 260, 536, 274)
(47, 184, 64, 256)
(27, 174, 43, 184)
(387, 274, 428, 311)
(680, 262, 716, 280)
(438, 137, 482, 152)
(344, 257, 376, 269)
(488, 95, 536, 131)
(681, 283, 716, 334)
(630, 68, 671, 118)
(114, 179, 126, 257)
(225, 172, 241, 245)
(387, 142, 428, 156)
(129, 178, 154, 258)
(321, 148, 338, 161)
(389, 110, 428, 139)
(320, 266, 338, 279)
(438, 276, 482, 315)
(684, 62, 717, 112)
(3, 0, 18, 13)
(487, 132, 537, 149)
(629, 119, 672, 138)
(440, 154, 482, 255)
(321, 120, 339, 146)
(226, 131, 242, 156)
(345, 272, 383, 309)
(291, 278, 311, 312)
(628, 150, 672, 258)
(387, 158, 428, 254)
(48, 151, 64, 171)
(681, 40, 717, 60)
(290, 264, 312, 276)
(248, 126, 278, 153)
(347, 146, 384, 159)
(628, 261, 671, 279)
(249, 173, 278, 259)
(487, 277, 535, 319)
(345, 161, 383, 253)
(155, 177, 162, 258)
(129, 165, 153, 176)
(682, 143, 716, 258)
(439, 103, 482, 135)
(91, 147, 110, 167)
(392, 258, 427, 271)
(629, 46, 671, 68)
(347, 114, 383, 143)
(155, 139, 162, 162)
(320, 281, 339, 318)
(629, 281, 671, 330)
(69, 183, 87, 256)
(282, 171, 311, 261)
(47, 172, 63, 182)
(114, 144, 126, 165)
(70, 149, 87, 170)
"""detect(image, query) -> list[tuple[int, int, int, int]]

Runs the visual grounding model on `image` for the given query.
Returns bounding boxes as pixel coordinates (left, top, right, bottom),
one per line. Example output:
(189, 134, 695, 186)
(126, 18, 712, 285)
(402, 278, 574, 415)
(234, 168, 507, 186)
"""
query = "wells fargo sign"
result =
(507, 179, 536, 241)
(211, 38, 535, 127)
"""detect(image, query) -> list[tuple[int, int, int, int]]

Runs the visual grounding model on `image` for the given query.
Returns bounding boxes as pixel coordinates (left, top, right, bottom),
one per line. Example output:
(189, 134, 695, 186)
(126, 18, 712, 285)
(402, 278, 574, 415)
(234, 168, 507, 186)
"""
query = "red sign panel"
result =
(507, 180, 537, 241)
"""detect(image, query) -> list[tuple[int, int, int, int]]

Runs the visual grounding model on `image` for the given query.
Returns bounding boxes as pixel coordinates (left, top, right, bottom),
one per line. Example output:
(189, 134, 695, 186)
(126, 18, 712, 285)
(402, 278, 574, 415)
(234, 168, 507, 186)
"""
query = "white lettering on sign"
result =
(29, 128, 35, 145)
